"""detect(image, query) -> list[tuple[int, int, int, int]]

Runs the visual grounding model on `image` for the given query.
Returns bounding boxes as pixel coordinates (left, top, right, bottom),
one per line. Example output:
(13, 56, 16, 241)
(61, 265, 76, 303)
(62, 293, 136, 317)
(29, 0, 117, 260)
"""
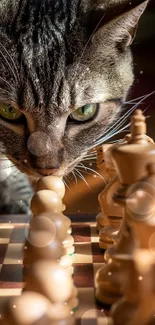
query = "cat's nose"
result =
(37, 168, 59, 176)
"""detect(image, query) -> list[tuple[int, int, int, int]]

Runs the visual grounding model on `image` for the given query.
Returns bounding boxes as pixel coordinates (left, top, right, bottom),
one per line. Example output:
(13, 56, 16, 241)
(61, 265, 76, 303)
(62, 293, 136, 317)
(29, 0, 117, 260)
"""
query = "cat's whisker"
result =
(76, 166, 96, 178)
(94, 90, 155, 148)
(85, 153, 97, 157)
(74, 168, 90, 189)
(71, 171, 78, 185)
(77, 165, 106, 182)
(102, 101, 141, 138)
(78, 162, 87, 170)
(81, 158, 96, 162)
(82, 158, 96, 162)
(124, 90, 155, 104)
(96, 106, 134, 142)
(63, 176, 70, 190)
(106, 139, 124, 144)
(66, 174, 74, 184)
(0, 43, 20, 84)
(94, 124, 130, 147)
(93, 100, 149, 148)
(84, 154, 97, 158)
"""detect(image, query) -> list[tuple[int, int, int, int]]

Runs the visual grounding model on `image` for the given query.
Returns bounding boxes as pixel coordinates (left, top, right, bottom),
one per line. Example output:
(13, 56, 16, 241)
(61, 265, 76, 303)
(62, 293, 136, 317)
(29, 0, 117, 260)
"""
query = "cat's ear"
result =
(91, 0, 148, 48)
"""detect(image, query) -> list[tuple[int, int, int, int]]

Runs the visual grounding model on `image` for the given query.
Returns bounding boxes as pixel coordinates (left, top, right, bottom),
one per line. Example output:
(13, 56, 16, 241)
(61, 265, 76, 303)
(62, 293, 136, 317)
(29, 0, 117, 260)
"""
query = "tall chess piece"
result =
(130, 251, 155, 325)
(111, 163, 155, 324)
(99, 175, 124, 250)
(95, 109, 155, 305)
(111, 250, 155, 325)
(96, 144, 117, 232)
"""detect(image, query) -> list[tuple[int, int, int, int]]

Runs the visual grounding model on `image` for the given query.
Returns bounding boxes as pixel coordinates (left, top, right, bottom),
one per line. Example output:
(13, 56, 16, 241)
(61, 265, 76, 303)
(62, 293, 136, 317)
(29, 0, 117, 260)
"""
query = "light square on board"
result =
(90, 224, 99, 243)
(74, 243, 93, 264)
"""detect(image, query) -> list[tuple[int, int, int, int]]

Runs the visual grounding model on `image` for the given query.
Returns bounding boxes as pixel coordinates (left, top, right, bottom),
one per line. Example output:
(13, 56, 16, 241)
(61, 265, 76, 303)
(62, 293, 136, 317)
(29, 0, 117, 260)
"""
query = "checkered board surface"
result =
(0, 214, 112, 324)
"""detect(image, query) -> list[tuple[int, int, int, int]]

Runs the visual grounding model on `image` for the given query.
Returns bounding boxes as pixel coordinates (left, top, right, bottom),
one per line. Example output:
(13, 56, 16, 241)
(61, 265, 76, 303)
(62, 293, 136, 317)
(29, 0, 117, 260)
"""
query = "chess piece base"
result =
(110, 297, 136, 325)
(96, 288, 122, 306)
(95, 260, 122, 305)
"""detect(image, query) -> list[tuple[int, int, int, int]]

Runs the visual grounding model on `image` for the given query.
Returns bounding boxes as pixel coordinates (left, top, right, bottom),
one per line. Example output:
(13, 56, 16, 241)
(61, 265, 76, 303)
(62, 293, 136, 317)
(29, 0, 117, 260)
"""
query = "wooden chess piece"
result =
(31, 176, 74, 256)
(110, 163, 155, 324)
(31, 190, 63, 215)
(99, 176, 124, 250)
(111, 250, 155, 325)
(95, 109, 155, 305)
(23, 212, 74, 276)
(1, 292, 50, 325)
(24, 261, 78, 312)
(23, 216, 63, 262)
(32, 212, 74, 258)
(1, 292, 75, 325)
(35, 175, 66, 212)
(129, 250, 155, 325)
(96, 144, 116, 231)
(36, 176, 65, 199)
(35, 176, 71, 232)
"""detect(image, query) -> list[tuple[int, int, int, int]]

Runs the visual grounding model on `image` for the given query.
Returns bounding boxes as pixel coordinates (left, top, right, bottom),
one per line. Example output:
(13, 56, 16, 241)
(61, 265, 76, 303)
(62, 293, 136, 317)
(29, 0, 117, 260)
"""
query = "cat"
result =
(0, 0, 148, 213)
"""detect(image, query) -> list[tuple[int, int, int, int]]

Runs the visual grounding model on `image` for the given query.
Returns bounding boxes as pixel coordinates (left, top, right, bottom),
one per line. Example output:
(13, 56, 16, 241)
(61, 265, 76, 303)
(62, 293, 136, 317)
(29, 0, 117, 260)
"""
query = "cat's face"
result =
(0, 0, 148, 177)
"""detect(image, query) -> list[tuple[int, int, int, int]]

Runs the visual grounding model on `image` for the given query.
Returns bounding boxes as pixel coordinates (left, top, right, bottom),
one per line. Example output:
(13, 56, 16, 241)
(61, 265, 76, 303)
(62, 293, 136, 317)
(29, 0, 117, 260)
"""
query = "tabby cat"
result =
(0, 0, 148, 212)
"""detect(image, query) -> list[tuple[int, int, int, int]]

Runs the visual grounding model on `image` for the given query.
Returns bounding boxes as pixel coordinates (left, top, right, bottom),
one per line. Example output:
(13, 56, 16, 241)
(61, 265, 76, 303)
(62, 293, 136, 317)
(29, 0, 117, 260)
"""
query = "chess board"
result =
(0, 214, 112, 324)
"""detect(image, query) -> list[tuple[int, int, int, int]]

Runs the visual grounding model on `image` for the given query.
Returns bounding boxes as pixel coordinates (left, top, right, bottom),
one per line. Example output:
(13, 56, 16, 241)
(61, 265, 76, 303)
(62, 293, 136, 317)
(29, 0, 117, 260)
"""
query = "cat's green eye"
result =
(70, 103, 97, 122)
(0, 104, 22, 121)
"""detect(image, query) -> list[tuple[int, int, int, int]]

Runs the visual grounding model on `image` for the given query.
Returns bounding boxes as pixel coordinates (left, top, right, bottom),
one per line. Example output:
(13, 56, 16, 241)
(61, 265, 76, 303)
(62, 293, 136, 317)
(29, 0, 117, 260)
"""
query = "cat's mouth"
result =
(8, 154, 86, 179)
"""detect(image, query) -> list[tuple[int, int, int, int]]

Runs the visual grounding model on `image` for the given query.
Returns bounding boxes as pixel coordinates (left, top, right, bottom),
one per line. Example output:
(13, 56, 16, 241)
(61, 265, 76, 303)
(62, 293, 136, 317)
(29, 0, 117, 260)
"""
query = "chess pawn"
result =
(47, 303, 75, 325)
(32, 212, 74, 257)
(24, 214, 74, 275)
(99, 176, 124, 250)
(31, 190, 63, 215)
(34, 176, 72, 233)
(96, 144, 117, 231)
(35, 176, 66, 212)
(36, 176, 65, 199)
(1, 292, 50, 325)
(95, 110, 155, 305)
(23, 216, 63, 262)
(31, 176, 74, 255)
(24, 261, 78, 311)
(111, 250, 155, 325)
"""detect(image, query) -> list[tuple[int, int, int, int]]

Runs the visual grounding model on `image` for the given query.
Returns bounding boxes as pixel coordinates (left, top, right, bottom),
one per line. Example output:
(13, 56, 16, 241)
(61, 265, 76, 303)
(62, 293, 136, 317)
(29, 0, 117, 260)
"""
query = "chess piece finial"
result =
(128, 109, 147, 144)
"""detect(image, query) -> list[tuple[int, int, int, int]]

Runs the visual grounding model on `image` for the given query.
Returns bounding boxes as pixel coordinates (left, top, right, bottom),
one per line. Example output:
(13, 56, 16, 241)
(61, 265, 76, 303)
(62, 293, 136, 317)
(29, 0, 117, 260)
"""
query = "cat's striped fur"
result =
(0, 0, 148, 213)
(0, 157, 33, 214)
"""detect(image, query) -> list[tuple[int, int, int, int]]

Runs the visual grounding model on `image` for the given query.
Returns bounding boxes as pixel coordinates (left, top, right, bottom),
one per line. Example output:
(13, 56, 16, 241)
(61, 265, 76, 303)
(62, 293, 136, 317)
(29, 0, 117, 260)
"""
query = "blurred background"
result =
(64, 0, 155, 216)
